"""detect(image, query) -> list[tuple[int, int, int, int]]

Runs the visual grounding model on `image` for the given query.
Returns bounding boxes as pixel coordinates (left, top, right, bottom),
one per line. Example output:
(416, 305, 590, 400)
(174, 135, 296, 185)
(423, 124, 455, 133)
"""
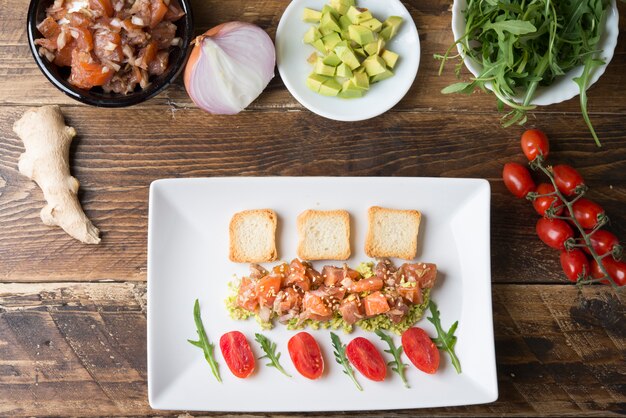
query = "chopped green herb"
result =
(330, 332, 362, 391)
(188, 299, 222, 382)
(254, 333, 291, 377)
(375, 330, 409, 388)
(427, 300, 461, 374)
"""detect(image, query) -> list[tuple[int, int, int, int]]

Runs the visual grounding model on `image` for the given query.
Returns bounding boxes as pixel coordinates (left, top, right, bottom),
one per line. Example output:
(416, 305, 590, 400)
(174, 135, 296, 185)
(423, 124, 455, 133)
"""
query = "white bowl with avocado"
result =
(276, 0, 420, 122)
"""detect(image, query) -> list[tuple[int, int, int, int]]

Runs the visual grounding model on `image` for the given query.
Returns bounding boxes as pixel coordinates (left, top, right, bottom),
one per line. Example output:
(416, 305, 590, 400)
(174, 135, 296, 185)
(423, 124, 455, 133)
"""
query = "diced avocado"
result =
(314, 57, 336, 76)
(306, 73, 330, 92)
(370, 68, 394, 83)
(330, 0, 355, 15)
(336, 62, 353, 78)
(311, 38, 327, 54)
(364, 41, 378, 56)
(302, 8, 322, 23)
(352, 70, 370, 90)
(323, 52, 342, 67)
(360, 18, 382, 32)
(320, 12, 342, 33)
(380, 16, 403, 40)
(348, 25, 375, 45)
(303, 27, 322, 44)
(337, 46, 361, 70)
(362, 54, 387, 76)
(338, 80, 364, 98)
(346, 6, 373, 24)
(354, 47, 367, 58)
(322, 5, 340, 19)
(322, 32, 342, 51)
(339, 15, 352, 31)
(382, 49, 399, 69)
(319, 78, 342, 96)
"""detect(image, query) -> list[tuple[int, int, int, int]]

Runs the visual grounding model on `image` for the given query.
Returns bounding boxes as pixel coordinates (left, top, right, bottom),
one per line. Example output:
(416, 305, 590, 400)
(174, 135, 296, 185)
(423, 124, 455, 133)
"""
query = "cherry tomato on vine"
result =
(219, 331, 255, 378)
(585, 230, 621, 257)
(521, 129, 549, 161)
(345, 337, 386, 381)
(401, 327, 440, 374)
(536, 218, 574, 250)
(559, 250, 590, 282)
(287, 332, 324, 380)
(591, 258, 626, 287)
(533, 183, 564, 217)
(571, 198, 605, 230)
(503, 162, 535, 198)
(553, 165, 585, 196)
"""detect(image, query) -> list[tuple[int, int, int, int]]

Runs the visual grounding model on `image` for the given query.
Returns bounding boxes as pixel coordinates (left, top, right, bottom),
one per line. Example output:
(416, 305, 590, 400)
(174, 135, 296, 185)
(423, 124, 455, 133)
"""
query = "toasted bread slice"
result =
(365, 206, 421, 259)
(297, 210, 351, 261)
(229, 209, 278, 263)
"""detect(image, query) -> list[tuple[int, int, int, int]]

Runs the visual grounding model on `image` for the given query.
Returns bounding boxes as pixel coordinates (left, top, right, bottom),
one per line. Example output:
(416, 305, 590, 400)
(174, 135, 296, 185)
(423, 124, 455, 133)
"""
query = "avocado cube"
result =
(311, 38, 327, 54)
(303, 27, 322, 44)
(336, 62, 353, 78)
(380, 16, 403, 40)
(307, 73, 330, 92)
(364, 41, 378, 56)
(320, 12, 342, 34)
(319, 78, 342, 96)
(354, 47, 367, 58)
(302, 8, 322, 23)
(363, 54, 387, 76)
(322, 5, 340, 19)
(314, 58, 336, 76)
(382, 49, 399, 69)
(346, 6, 373, 24)
(323, 52, 342, 67)
(348, 25, 375, 46)
(360, 18, 382, 33)
(330, 0, 354, 15)
(322, 32, 342, 51)
(337, 15, 351, 31)
(338, 80, 364, 98)
(337, 46, 361, 70)
(351, 70, 370, 90)
(370, 68, 394, 83)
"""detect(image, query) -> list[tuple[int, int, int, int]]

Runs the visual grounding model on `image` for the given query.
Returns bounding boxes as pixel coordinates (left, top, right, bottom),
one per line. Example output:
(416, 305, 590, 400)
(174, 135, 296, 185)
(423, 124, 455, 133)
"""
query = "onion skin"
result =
(184, 22, 276, 115)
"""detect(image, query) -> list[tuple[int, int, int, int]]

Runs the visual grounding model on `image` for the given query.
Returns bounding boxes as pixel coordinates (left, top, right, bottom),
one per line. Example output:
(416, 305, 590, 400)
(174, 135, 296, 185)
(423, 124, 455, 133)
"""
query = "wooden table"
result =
(1, 0, 625, 416)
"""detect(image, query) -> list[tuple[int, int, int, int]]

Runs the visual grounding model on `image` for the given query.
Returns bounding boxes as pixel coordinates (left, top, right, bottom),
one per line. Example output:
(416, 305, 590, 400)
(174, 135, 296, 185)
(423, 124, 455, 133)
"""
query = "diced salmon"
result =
(305, 266, 323, 288)
(284, 259, 311, 291)
(37, 16, 61, 39)
(363, 291, 390, 317)
(89, 0, 114, 18)
(322, 266, 344, 287)
(339, 296, 364, 325)
(54, 39, 77, 66)
(137, 40, 158, 70)
(93, 29, 123, 63)
(148, 50, 168, 75)
(397, 281, 422, 304)
(150, 21, 176, 48)
(164, 0, 185, 21)
(348, 277, 383, 293)
(150, 0, 169, 28)
(256, 274, 282, 307)
(68, 50, 113, 88)
(402, 263, 437, 289)
(69, 26, 94, 51)
(386, 298, 410, 323)
(301, 293, 332, 321)
(69, 13, 92, 28)
(236, 276, 258, 312)
(273, 287, 301, 316)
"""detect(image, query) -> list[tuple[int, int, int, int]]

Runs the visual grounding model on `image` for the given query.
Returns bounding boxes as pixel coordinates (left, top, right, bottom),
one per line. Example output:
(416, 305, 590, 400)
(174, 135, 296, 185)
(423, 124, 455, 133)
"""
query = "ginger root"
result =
(13, 105, 101, 244)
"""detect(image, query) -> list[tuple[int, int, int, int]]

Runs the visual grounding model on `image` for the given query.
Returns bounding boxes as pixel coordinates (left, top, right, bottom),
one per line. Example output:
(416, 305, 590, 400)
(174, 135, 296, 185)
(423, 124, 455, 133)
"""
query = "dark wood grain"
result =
(0, 107, 624, 282)
(0, 283, 623, 416)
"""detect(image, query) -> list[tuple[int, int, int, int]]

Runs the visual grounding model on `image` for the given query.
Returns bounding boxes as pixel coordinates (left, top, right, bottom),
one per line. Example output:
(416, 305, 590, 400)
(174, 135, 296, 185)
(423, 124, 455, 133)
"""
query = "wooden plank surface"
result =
(0, 283, 623, 417)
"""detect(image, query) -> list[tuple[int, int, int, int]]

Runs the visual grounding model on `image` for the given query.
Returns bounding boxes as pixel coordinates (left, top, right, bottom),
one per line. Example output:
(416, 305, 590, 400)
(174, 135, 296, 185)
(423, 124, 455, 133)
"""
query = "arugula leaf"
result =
(375, 330, 409, 388)
(187, 299, 222, 382)
(330, 332, 362, 391)
(483, 20, 537, 38)
(427, 300, 461, 374)
(254, 333, 291, 377)
(574, 56, 605, 147)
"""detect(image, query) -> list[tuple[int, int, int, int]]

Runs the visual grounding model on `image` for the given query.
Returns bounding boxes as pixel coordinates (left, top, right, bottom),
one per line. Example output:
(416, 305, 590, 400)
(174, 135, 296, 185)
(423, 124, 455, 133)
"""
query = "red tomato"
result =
(533, 183, 564, 217)
(287, 332, 324, 380)
(571, 198, 605, 230)
(521, 129, 549, 161)
(346, 337, 386, 381)
(219, 331, 255, 378)
(536, 218, 574, 250)
(591, 258, 626, 287)
(559, 250, 590, 282)
(585, 230, 620, 256)
(401, 327, 440, 374)
(553, 165, 585, 196)
(503, 162, 536, 199)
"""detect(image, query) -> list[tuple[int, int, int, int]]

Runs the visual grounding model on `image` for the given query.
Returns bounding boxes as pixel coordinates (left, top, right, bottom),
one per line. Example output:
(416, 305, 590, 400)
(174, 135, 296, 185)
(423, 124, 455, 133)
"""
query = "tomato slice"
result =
(287, 332, 324, 380)
(219, 331, 255, 378)
(401, 327, 440, 374)
(346, 337, 386, 381)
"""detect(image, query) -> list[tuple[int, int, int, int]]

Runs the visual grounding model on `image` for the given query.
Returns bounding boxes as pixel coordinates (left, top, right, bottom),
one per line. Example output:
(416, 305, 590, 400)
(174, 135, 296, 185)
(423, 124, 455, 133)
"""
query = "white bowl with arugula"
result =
(276, 0, 420, 122)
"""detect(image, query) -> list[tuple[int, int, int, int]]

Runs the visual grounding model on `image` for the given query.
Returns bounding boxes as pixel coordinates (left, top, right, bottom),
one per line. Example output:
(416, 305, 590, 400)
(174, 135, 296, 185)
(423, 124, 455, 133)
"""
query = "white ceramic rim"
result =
(276, 0, 421, 121)
(450, 0, 620, 106)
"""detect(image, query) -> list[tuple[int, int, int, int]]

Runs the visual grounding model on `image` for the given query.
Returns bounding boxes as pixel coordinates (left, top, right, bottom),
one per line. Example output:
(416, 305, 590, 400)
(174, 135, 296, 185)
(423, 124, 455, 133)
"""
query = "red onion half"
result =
(184, 22, 276, 115)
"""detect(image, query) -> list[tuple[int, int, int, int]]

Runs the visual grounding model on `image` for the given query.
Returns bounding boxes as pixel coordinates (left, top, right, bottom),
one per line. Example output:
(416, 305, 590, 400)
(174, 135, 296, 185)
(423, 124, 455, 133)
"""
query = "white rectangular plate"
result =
(147, 177, 497, 412)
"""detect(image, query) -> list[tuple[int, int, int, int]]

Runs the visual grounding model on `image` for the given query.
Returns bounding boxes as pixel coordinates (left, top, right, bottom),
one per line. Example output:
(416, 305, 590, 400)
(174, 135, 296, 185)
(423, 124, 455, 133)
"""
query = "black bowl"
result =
(26, 0, 193, 107)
